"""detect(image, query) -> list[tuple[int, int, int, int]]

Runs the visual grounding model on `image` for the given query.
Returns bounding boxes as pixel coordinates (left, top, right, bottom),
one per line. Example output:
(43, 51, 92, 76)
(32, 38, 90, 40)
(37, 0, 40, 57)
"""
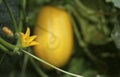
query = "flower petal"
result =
(20, 27, 39, 48)
(28, 35, 37, 42)
(20, 32, 25, 36)
(29, 41, 39, 46)
(25, 27, 30, 38)
(20, 32, 25, 40)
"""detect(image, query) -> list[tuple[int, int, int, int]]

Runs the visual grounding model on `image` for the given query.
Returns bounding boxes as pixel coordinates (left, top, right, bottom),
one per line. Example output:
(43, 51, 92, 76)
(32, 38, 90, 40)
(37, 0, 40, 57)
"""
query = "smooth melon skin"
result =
(33, 6, 73, 69)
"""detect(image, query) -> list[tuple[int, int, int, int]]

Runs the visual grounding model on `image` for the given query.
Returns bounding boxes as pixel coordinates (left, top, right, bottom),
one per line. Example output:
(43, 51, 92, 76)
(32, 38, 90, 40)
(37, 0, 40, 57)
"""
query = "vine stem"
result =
(18, 0, 27, 32)
(21, 49, 83, 77)
(67, 7, 98, 62)
(70, 16, 97, 61)
(20, 53, 29, 77)
(3, 0, 18, 33)
(0, 37, 16, 50)
(0, 44, 14, 55)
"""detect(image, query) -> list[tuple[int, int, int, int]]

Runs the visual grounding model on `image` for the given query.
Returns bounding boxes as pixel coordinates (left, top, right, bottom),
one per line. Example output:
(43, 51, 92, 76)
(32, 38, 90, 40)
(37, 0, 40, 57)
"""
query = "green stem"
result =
(67, 6, 98, 62)
(3, 0, 22, 53)
(70, 6, 90, 42)
(72, 0, 98, 22)
(21, 0, 26, 17)
(18, 10, 23, 32)
(21, 49, 83, 77)
(3, 0, 18, 33)
(70, 15, 97, 62)
(0, 37, 16, 50)
(16, 0, 27, 50)
(0, 44, 14, 55)
(30, 58, 49, 77)
(19, 0, 27, 32)
(20, 53, 29, 77)
(74, 0, 94, 14)
(70, 15, 86, 47)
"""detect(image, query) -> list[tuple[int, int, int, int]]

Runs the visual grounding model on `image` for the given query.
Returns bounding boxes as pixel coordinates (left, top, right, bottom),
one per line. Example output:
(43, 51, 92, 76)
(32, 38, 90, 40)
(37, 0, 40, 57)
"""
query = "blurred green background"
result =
(0, 0, 120, 77)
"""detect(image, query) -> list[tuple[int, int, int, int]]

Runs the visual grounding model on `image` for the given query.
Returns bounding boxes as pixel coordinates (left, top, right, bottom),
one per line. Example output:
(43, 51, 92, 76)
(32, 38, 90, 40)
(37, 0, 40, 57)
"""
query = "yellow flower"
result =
(20, 27, 39, 47)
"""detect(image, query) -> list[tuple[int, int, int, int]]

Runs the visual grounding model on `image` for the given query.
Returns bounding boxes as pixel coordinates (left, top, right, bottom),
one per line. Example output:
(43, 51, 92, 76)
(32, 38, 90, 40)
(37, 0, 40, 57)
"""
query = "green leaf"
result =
(63, 58, 97, 77)
(111, 24, 120, 49)
(82, 70, 97, 77)
(63, 58, 85, 77)
(106, 0, 120, 8)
